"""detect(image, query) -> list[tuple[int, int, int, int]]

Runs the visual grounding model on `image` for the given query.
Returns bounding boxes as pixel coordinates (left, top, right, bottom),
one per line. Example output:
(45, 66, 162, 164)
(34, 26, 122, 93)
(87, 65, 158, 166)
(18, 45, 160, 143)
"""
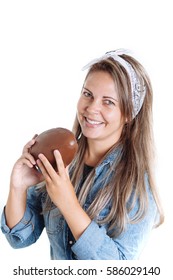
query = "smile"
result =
(85, 117, 104, 126)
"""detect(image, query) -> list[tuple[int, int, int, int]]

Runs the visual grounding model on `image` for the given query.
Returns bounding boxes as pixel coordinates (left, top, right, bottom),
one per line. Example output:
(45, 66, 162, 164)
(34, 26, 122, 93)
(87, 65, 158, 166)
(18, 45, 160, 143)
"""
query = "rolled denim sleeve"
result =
(0, 187, 45, 249)
(72, 221, 124, 259)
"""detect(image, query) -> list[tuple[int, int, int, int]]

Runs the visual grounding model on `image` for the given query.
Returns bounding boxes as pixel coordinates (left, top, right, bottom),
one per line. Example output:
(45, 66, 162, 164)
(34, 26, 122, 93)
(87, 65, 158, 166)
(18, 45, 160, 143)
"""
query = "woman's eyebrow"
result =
(83, 87, 118, 102)
(103, 96, 118, 102)
(83, 87, 93, 94)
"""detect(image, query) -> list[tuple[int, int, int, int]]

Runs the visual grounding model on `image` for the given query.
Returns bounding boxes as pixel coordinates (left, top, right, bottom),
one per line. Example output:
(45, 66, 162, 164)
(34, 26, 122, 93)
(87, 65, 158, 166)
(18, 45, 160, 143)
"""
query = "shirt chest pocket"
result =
(44, 208, 65, 234)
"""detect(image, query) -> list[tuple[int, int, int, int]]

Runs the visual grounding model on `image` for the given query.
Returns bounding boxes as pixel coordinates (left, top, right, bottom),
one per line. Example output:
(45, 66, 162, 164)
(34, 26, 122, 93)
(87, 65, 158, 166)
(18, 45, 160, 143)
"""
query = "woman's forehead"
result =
(84, 71, 119, 97)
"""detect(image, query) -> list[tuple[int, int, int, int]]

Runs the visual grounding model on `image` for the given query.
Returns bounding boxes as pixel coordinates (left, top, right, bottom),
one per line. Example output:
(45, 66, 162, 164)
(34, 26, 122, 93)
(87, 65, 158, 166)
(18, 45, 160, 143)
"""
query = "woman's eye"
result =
(104, 100, 115, 106)
(83, 91, 92, 98)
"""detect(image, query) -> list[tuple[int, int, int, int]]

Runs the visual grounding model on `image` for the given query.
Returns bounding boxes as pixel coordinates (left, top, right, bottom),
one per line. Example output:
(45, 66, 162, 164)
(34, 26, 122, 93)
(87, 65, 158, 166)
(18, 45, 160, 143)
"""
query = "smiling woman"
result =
(1, 49, 164, 260)
(77, 71, 124, 165)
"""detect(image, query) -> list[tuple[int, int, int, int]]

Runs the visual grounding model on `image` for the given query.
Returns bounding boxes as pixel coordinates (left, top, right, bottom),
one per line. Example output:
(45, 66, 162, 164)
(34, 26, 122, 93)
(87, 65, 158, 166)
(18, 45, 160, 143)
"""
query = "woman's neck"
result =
(84, 139, 116, 167)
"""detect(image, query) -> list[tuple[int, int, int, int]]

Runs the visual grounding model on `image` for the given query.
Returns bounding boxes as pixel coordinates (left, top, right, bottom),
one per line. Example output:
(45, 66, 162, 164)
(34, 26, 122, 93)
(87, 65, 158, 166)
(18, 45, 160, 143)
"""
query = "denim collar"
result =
(95, 145, 122, 176)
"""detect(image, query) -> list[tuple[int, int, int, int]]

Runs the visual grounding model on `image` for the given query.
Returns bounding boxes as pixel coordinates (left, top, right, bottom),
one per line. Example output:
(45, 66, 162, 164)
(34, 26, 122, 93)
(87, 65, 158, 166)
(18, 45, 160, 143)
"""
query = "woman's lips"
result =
(84, 117, 104, 127)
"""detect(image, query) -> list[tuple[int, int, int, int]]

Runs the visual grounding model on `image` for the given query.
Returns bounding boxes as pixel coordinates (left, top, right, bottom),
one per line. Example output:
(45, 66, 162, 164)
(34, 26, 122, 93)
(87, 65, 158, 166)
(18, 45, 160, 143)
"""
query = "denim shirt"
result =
(1, 148, 158, 260)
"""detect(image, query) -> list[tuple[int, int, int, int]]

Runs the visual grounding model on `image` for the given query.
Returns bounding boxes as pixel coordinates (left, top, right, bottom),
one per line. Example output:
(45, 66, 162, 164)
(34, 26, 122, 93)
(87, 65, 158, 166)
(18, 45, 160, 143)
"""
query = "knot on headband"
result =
(82, 49, 146, 119)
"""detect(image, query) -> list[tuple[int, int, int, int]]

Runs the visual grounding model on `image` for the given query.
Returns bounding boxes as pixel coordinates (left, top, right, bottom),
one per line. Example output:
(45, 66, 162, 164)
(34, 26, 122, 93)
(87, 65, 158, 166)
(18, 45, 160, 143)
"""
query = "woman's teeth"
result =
(85, 117, 103, 125)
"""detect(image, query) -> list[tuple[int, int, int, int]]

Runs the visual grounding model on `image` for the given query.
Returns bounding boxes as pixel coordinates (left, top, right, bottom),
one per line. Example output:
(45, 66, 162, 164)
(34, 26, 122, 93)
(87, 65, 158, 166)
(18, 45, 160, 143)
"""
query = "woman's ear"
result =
(123, 116, 129, 124)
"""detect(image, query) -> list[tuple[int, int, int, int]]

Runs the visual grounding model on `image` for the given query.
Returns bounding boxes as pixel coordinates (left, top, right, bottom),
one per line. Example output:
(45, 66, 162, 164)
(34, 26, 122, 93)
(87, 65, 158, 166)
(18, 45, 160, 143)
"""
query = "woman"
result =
(1, 49, 163, 260)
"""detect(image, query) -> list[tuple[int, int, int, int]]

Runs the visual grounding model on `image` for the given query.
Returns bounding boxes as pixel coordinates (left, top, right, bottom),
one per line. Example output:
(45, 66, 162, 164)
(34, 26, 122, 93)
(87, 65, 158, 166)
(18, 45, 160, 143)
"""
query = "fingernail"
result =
(34, 164, 42, 173)
(38, 153, 43, 158)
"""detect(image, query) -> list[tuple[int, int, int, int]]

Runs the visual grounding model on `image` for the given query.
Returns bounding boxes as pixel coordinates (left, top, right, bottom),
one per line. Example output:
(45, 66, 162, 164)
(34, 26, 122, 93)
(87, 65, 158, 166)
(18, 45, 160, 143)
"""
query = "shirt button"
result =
(69, 240, 73, 245)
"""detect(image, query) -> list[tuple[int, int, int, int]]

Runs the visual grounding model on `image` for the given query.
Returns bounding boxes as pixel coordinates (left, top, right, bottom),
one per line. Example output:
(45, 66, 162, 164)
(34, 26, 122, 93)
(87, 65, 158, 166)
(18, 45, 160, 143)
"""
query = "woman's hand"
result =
(10, 136, 44, 191)
(5, 135, 45, 229)
(37, 150, 91, 240)
(36, 150, 78, 211)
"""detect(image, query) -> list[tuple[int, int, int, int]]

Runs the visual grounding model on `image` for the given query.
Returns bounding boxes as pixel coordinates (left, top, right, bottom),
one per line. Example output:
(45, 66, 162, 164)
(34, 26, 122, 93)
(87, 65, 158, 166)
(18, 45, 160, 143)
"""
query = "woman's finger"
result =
(17, 157, 35, 169)
(36, 158, 51, 182)
(22, 152, 36, 165)
(65, 165, 70, 178)
(32, 134, 38, 140)
(54, 150, 66, 177)
(37, 153, 57, 181)
(22, 135, 38, 154)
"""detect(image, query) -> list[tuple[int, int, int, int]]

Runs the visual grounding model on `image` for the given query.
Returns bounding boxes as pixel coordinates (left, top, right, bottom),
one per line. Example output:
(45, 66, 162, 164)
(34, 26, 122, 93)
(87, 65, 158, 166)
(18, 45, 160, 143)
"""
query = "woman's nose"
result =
(86, 99, 101, 114)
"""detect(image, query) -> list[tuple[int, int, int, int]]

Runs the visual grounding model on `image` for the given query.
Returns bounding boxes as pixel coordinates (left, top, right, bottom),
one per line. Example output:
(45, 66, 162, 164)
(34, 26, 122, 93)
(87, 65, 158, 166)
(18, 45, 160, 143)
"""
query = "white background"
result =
(0, 0, 172, 270)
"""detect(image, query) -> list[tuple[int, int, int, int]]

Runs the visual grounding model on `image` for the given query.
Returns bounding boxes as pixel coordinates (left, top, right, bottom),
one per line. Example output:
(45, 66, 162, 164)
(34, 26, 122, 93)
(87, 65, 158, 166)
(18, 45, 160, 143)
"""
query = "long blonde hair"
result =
(69, 55, 164, 237)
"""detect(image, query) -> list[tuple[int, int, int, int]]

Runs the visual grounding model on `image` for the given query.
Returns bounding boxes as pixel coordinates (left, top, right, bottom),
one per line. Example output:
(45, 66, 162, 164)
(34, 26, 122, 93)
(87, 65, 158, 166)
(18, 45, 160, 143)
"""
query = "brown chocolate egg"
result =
(29, 127, 78, 170)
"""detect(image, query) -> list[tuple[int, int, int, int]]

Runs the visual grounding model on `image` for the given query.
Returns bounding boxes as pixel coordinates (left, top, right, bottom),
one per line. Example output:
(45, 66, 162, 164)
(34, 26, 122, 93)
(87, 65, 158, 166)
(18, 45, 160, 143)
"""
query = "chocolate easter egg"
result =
(29, 127, 78, 169)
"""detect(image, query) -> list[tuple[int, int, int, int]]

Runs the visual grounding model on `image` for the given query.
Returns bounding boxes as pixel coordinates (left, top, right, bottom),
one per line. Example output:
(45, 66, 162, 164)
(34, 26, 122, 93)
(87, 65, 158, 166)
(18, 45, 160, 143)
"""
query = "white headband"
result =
(82, 49, 146, 118)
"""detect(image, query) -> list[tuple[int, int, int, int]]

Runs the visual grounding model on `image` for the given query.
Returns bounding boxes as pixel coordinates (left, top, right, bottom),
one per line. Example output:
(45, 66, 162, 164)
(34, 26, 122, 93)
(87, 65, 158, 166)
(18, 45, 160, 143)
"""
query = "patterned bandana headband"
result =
(82, 49, 146, 119)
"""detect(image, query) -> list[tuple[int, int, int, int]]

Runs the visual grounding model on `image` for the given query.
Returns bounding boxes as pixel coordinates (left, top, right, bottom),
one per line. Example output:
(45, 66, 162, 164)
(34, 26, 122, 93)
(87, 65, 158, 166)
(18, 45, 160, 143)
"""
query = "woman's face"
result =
(77, 71, 124, 146)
